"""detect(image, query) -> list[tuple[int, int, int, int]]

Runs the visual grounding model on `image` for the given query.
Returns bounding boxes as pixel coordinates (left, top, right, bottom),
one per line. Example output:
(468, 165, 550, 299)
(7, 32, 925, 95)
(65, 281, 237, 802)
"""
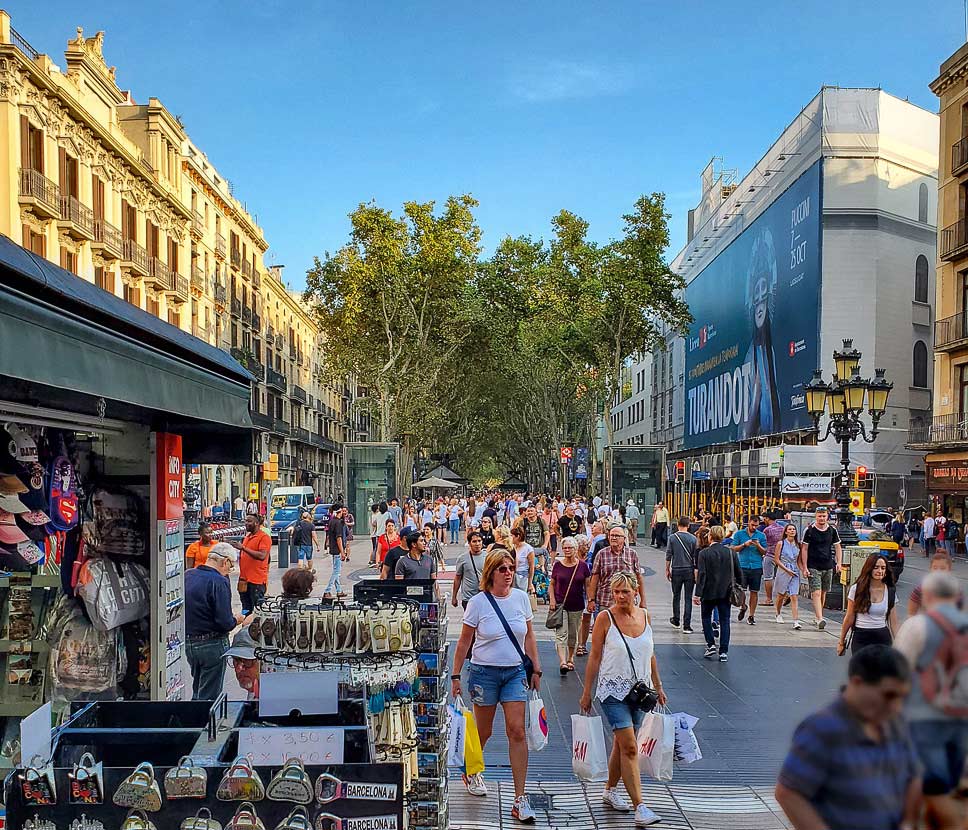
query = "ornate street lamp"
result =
(806, 340, 893, 545)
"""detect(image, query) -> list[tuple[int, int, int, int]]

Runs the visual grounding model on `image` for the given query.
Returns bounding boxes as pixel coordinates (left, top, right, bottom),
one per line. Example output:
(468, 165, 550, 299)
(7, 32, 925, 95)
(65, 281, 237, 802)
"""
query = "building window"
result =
(124, 283, 140, 307)
(22, 225, 45, 256)
(913, 341, 928, 388)
(168, 308, 180, 328)
(146, 296, 160, 317)
(960, 365, 968, 415)
(918, 183, 928, 224)
(95, 267, 115, 294)
(59, 248, 77, 274)
(914, 255, 929, 303)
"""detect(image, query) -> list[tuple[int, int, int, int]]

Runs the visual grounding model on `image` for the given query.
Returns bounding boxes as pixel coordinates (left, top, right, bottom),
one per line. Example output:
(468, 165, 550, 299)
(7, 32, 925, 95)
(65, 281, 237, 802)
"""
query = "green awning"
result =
(0, 235, 252, 432)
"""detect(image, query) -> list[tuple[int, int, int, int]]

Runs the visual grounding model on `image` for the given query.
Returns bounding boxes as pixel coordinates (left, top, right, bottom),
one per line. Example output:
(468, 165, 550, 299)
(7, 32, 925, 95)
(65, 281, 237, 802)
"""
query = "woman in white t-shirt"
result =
(451, 549, 542, 822)
(419, 504, 435, 532)
(510, 524, 535, 594)
(837, 553, 899, 656)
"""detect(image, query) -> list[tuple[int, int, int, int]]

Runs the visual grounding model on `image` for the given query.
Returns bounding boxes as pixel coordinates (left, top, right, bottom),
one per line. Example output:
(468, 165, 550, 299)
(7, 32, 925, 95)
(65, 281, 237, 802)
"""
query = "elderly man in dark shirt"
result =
(185, 542, 243, 700)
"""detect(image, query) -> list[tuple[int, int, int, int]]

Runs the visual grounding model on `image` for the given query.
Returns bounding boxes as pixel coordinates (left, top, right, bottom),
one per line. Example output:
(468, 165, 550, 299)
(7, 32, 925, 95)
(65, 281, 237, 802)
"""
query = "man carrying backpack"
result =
(894, 571, 968, 830)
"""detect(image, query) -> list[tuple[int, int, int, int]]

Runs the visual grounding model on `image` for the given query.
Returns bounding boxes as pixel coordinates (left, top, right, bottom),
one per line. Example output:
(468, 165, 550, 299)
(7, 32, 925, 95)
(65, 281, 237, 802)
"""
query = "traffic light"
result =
(674, 460, 685, 482)
(854, 465, 868, 488)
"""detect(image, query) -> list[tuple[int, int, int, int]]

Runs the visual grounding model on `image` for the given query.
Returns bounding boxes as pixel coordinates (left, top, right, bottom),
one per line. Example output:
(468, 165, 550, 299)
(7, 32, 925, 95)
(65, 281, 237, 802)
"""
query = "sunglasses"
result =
(495, 565, 513, 573)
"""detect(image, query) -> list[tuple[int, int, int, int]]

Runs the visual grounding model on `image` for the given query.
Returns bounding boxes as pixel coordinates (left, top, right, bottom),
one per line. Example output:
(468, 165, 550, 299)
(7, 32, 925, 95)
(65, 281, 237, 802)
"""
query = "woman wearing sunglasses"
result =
(451, 549, 542, 824)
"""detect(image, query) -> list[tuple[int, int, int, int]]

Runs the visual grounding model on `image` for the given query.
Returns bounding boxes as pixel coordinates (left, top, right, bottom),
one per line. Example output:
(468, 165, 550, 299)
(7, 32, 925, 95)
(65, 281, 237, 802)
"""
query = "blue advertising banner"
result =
(575, 447, 589, 479)
(684, 160, 822, 449)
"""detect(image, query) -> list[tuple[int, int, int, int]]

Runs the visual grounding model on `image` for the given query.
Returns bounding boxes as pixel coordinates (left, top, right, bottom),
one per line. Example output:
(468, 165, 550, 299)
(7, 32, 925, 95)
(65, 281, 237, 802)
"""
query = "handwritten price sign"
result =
(237, 727, 345, 766)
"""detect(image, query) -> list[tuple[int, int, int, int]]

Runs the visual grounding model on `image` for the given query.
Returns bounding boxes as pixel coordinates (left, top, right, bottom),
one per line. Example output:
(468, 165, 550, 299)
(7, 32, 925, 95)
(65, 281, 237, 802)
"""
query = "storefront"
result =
(0, 236, 254, 754)
(925, 454, 968, 523)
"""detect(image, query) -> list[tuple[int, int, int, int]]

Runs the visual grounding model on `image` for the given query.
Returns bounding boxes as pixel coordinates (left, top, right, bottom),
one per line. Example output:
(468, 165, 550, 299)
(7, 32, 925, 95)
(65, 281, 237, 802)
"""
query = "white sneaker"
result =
(816, 618, 826, 630)
(603, 787, 632, 812)
(793, 620, 802, 630)
(775, 614, 784, 624)
(463, 772, 487, 797)
(635, 804, 661, 826)
(512, 794, 536, 823)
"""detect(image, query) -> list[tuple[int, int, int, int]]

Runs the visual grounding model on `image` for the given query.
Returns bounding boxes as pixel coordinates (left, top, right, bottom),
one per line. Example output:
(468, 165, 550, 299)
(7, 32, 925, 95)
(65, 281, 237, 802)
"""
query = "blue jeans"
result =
(238, 582, 266, 616)
(186, 636, 228, 700)
(449, 518, 460, 544)
(701, 598, 732, 654)
(324, 554, 342, 595)
(909, 720, 968, 795)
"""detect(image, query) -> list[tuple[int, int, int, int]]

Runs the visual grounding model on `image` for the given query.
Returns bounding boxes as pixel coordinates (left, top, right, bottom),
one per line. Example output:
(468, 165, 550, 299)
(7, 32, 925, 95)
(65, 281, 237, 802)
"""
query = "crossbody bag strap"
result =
(469, 552, 480, 581)
(484, 592, 527, 665)
(605, 610, 639, 681)
(560, 562, 579, 604)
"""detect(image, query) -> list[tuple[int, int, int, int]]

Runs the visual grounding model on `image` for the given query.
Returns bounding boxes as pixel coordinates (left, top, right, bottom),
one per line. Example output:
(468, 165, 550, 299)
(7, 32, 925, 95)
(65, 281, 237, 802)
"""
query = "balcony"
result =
(272, 418, 291, 437)
(275, 334, 284, 350)
(231, 248, 241, 270)
(292, 385, 308, 404)
(292, 426, 311, 444)
(253, 270, 261, 290)
(58, 195, 94, 240)
(191, 265, 205, 293)
(266, 323, 275, 340)
(909, 413, 968, 448)
(954, 137, 968, 177)
(252, 310, 262, 331)
(168, 273, 190, 302)
(92, 218, 123, 260)
(249, 410, 273, 431)
(191, 209, 204, 238)
(121, 238, 150, 277)
(10, 27, 40, 61)
(231, 297, 242, 318)
(241, 305, 252, 326)
(19, 169, 61, 219)
(147, 257, 172, 290)
(241, 260, 253, 280)
(266, 366, 288, 394)
(248, 358, 265, 381)
(935, 311, 968, 352)
(214, 284, 227, 306)
(940, 219, 968, 261)
(215, 234, 227, 259)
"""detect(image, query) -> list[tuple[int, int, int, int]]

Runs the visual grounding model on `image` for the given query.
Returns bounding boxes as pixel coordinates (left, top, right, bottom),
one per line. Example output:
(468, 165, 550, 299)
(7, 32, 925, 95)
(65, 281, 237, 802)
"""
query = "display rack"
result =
(152, 518, 186, 701)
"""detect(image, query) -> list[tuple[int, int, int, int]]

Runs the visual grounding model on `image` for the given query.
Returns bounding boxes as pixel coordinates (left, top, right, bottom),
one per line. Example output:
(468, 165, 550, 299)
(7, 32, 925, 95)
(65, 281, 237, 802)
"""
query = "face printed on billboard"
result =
(684, 160, 821, 449)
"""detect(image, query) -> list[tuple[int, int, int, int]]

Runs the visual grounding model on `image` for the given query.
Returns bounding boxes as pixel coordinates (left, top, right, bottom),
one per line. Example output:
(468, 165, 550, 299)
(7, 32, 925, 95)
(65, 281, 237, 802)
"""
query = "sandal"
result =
(576, 646, 587, 656)
(559, 665, 568, 675)
(566, 662, 575, 671)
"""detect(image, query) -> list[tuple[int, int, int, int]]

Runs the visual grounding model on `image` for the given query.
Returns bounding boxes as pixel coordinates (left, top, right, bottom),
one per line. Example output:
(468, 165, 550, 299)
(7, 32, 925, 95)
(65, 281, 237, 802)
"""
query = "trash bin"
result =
(277, 533, 290, 569)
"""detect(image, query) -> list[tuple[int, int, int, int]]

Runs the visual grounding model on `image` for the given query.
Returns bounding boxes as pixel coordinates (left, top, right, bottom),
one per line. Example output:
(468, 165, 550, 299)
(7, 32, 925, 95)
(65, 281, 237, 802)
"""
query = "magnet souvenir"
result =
(315, 774, 398, 805)
(165, 756, 208, 799)
(274, 806, 312, 830)
(181, 807, 223, 830)
(120, 810, 157, 830)
(226, 801, 265, 830)
(266, 758, 313, 804)
(113, 762, 163, 811)
(217, 756, 265, 802)
(68, 752, 104, 805)
(19, 764, 56, 805)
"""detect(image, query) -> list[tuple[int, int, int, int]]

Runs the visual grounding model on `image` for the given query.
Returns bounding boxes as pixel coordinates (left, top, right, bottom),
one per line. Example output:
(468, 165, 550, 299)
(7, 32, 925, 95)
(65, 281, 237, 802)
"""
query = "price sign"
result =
(237, 727, 345, 766)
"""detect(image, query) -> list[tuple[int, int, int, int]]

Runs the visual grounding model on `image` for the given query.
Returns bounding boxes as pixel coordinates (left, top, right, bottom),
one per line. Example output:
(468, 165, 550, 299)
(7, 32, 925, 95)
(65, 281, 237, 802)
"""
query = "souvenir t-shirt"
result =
(557, 514, 583, 538)
(239, 529, 271, 585)
(463, 589, 533, 666)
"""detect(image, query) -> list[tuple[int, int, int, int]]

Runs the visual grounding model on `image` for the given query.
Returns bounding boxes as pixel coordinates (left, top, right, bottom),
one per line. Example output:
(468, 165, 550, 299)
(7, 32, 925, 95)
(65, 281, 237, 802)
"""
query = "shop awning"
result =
(0, 236, 253, 436)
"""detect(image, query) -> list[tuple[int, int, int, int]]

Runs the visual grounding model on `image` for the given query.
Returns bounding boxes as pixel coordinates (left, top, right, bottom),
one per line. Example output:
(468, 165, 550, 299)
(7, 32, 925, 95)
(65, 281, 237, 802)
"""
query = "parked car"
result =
(313, 503, 333, 532)
(269, 507, 301, 542)
(862, 510, 894, 531)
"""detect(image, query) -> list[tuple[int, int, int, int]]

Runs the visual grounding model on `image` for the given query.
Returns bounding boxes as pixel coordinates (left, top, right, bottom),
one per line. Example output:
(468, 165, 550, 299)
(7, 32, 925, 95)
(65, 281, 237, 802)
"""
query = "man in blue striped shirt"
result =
(776, 645, 922, 830)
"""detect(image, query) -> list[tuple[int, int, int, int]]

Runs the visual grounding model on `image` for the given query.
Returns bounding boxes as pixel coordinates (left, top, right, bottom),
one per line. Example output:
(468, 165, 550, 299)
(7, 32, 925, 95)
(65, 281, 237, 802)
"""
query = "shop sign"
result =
(781, 475, 831, 495)
(155, 433, 183, 520)
(574, 447, 588, 480)
(559, 446, 573, 465)
(927, 460, 968, 491)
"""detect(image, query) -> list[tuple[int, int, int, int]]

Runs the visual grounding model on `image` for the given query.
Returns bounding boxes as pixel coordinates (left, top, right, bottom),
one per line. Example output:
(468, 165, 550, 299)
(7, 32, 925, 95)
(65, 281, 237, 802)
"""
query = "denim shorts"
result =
(297, 544, 313, 561)
(599, 695, 645, 732)
(909, 720, 968, 795)
(467, 663, 529, 706)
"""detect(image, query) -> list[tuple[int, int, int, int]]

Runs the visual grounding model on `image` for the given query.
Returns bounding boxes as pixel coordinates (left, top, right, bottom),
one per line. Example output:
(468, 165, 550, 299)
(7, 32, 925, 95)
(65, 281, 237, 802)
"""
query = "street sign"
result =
(849, 491, 865, 516)
(559, 447, 573, 464)
(248, 482, 259, 500)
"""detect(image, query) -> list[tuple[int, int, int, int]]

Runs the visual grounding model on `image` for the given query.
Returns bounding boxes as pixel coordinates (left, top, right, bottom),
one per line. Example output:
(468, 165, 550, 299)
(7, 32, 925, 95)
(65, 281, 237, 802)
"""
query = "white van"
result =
(268, 486, 315, 517)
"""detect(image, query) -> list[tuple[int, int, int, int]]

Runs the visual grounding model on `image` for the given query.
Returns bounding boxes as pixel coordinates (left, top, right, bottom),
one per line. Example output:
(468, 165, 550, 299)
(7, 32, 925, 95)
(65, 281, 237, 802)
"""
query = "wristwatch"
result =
(450, 674, 461, 680)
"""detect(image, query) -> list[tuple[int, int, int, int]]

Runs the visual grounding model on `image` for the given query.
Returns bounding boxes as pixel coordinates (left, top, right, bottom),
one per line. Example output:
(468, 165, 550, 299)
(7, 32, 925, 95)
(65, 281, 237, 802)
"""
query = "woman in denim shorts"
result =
(581, 572, 667, 827)
(451, 549, 542, 824)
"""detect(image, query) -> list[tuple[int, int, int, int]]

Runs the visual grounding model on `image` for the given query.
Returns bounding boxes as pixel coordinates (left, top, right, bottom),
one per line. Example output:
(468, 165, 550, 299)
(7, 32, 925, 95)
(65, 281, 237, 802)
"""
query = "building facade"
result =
(922, 46, 968, 520)
(658, 88, 937, 520)
(0, 14, 371, 506)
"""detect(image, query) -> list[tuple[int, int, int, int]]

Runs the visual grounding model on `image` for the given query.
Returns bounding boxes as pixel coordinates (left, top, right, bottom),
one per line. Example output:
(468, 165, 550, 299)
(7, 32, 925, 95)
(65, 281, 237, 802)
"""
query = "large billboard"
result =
(684, 160, 822, 449)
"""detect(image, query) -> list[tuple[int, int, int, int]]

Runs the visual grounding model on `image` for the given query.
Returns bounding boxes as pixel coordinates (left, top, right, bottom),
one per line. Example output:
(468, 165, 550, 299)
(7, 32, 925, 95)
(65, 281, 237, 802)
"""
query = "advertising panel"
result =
(684, 160, 822, 449)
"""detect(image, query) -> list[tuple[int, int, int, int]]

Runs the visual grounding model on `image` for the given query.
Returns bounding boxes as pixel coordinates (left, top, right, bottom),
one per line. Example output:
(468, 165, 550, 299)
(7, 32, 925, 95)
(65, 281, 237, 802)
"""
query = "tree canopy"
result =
(303, 192, 691, 492)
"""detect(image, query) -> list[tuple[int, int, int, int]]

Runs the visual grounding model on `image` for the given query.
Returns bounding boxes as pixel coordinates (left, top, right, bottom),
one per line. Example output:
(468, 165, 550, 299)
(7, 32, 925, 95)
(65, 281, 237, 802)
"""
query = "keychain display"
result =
(315, 774, 398, 804)
(217, 756, 266, 802)
(20, 763, 56, 805)
(315, 813, 398, 830)
(68, 752, 104, 804)
(120, 810, 157, 830)
(68, 815, 105, 830)
(165, 755, 209, 799)
(266, 758, 314, 804)
(226, 802, 265, 830)
(181, 808, 223, 830)
(113, 762, 163, 811)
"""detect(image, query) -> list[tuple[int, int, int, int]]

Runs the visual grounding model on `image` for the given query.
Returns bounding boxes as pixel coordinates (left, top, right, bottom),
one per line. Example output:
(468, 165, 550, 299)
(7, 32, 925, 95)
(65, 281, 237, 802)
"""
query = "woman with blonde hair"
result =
(491, 525, 513, 553)
(581, 572, 666, 826)
(451, 549, 542, 823)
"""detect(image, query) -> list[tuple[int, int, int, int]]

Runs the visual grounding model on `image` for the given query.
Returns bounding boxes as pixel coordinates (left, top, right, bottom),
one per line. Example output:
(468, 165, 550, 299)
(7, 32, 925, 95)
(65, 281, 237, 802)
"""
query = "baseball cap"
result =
(0, 475, 27, 496)
(0, 509, 28, 545)
(207, 542, 238, 564)
(0, 494, 28, 514)
(223, 628, 257, 661)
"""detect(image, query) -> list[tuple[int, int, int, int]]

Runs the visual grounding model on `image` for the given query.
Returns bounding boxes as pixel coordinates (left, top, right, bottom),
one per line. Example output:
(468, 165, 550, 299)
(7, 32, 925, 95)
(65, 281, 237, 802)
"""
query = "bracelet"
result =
(451, 674, 461, 680)
(534, 671, 543, 677)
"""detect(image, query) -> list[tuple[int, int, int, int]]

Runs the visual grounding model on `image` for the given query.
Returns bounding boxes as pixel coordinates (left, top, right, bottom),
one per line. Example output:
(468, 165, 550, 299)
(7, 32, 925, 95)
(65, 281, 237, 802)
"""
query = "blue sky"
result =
(9, 1, 964, 289)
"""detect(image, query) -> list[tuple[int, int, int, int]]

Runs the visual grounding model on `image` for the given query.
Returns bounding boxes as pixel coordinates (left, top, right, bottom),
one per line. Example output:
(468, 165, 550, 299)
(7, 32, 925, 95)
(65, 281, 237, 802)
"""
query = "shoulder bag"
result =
(545, 563, 579, 630)
(483, 592, 534, 684)
(606, 610, 658, 713)
(728, 549, 747, 609)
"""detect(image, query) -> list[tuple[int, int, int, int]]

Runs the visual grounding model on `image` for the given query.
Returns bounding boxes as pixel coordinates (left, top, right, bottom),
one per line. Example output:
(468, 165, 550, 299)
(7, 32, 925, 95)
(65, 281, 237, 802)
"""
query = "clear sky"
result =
(8, 1, 965, 289)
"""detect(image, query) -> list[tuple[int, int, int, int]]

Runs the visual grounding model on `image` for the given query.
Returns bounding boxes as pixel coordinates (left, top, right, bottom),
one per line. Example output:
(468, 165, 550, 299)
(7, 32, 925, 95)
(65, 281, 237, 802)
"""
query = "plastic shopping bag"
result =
(673, 711, 702, 765)
(462, 700, 485, 776)
(447, 698, 467, 769)
(526, 691, 549, 752)
(637, 711, 675, 781)
(571, 714, 608, 781)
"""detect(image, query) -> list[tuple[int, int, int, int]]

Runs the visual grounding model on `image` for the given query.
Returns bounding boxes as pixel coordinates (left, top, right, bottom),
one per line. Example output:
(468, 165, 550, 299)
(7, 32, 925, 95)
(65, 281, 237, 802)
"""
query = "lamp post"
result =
(803, 340, 893, 545)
